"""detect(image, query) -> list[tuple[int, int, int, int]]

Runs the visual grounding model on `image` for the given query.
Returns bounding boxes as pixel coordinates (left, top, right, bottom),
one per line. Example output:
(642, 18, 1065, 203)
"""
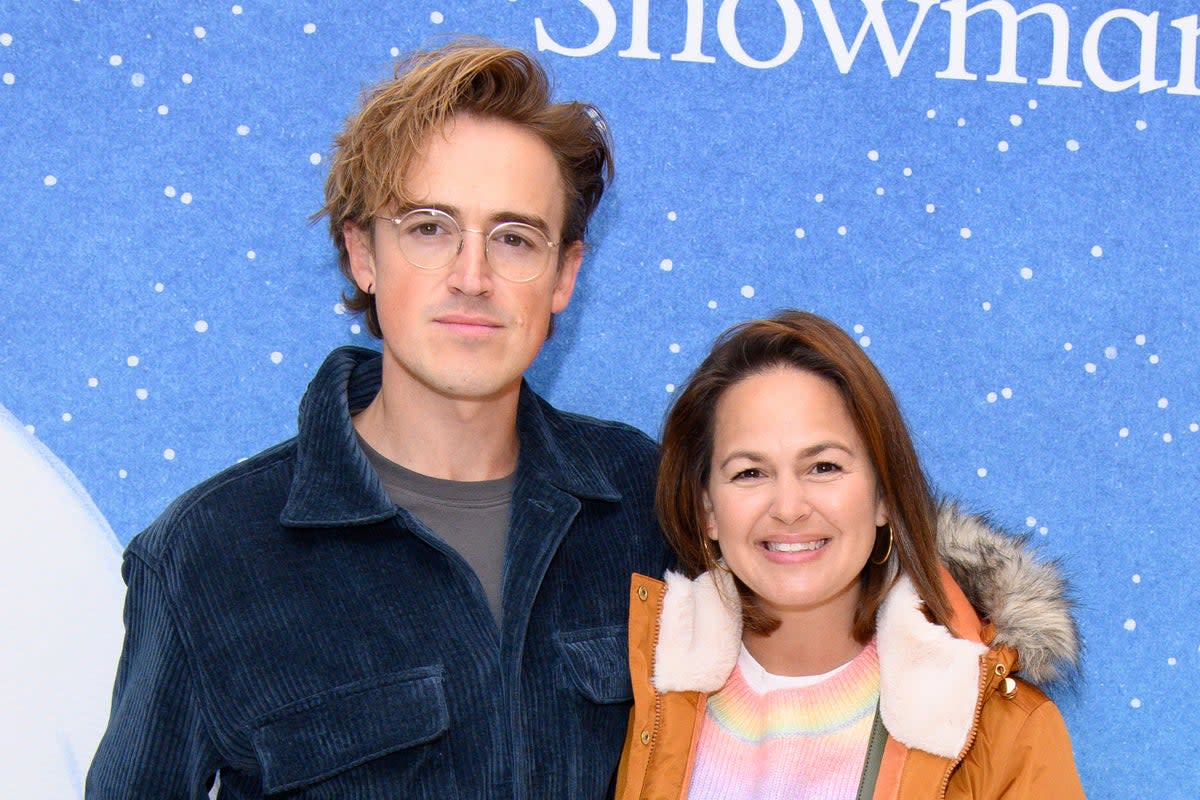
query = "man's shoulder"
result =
(535, 398, 658, 467)
(127, 437, 299, 567)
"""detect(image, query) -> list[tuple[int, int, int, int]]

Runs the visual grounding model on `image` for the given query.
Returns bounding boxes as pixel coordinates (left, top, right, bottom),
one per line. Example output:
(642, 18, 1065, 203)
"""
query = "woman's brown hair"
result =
(316, 38, 614, 337)
(657, 310, 952, 642)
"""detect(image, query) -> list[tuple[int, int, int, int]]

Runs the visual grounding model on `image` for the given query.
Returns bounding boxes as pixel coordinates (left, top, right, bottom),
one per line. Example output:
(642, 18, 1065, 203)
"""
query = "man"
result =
(87, 40, 669, 798)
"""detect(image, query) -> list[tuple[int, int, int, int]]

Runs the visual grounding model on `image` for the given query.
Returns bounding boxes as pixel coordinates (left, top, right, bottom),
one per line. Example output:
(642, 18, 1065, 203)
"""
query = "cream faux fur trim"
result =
(652, 569, 743, 693)
(876, 575, 988, 759)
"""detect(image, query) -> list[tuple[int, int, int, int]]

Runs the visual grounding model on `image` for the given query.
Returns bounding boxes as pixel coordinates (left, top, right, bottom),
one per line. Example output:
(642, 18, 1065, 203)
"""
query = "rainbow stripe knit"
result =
(688, 639, 880, 799)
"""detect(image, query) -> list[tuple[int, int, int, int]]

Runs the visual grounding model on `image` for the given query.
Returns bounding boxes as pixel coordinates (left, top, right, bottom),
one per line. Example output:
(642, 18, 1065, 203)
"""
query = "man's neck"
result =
(353, 365, 522, 482)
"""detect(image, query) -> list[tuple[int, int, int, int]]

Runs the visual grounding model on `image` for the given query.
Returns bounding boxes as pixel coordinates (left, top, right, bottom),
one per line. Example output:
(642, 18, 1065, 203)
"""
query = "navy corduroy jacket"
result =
(87, 346, 670, 799)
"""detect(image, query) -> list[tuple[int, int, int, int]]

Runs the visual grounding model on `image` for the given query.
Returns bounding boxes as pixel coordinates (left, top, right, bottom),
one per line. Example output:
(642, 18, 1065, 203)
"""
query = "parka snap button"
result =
(637, 585, 649, 601)
(994, 664, 1006, 677)
(640, 729, 651, 745)
(1000, 677, 1017, 699)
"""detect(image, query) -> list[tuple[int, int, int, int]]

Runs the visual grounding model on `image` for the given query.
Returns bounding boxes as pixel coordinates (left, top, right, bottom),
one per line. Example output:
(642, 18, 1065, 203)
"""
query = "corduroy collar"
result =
(279, 346, 620, 528)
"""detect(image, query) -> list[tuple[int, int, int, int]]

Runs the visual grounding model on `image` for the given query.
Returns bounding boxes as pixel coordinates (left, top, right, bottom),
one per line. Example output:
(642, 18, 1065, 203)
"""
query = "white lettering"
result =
(535, 0, 617, 58)
(717, 0, 805, 69)
(672, 0, 718, 63)
(620, 0, 661, 59)
(811, 0, 940, 77)
(1169, 14, 1200, 95)
(1083, 9, 1168, 93)
(935, 0, 1082, 86)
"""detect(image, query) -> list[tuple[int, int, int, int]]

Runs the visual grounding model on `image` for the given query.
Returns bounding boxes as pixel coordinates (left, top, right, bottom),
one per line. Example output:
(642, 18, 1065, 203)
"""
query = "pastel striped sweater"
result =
(688, 640, 880, 800)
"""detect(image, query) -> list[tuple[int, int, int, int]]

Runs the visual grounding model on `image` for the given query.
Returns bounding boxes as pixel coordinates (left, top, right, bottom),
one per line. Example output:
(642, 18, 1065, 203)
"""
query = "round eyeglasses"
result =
(377, 208, 560, 283)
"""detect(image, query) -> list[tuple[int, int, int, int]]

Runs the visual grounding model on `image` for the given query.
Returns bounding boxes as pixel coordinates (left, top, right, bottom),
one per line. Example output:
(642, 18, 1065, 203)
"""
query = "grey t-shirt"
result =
(358, 434, 513, 624)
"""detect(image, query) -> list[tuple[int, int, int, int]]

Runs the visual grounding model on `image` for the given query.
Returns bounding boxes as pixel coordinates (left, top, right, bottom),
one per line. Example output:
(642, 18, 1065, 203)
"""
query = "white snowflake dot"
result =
(997, 140, 1009, 152)
(154, 282, 164, 292)
(135, 388, 148, 400)
(164, 448, 176, 460)
(1063, 342, 1073, 351)
(859, 336, 871, 347)
(194, 26, 207, 39)
(1001, 387, 1013, 399)
(118, 469, 128, 479)
(1190, 423, 1199, 433)
(126, 355, 140, 367)
(976, 467, 988, 478)
(430, 11, 444, 23)
(1168, 657, 1177, 666)
(131, 73, 145, 88)
(1130, 698, 1142, 709)
(1136, 119, 1147, 131)
(669, 343, 681, 354)
(957, 117, 966, 127)
(903, 167, 913, 177)
(1135, 334, 1147, 346)
(24, 424, 34, 435)
(659, 258, 673, 272)
(853, 324, 864, 334)
(1020, 266, 1033, 279)
(794, 227, 806, 239)
(0, 33, 12, 46)
(1084, 363, 1097, 373)
(181, 73, 193, 84)
(232, 5, 243, 14)
(1091, 245, 1103, 257)
(960, 227, 972, 239)
(303, 23, 317, 34)
(1025, 516, 1037, 527)
(1149, 354, 1159, 364)
(1105, 346, 1117, 359)
(43, 175, 57, 187)
(87, 377, 99, 388)
(350, 323, 361, 335)
(390, 47, 400, 57)
(1066, 139, 1080, 151)
(926, 109, 936, 119)
(875, 187, 885, 196)
(925, 203, 936, 213)
(1124, 619, 1136, 631)
(667, 211, 677, 221)
(1132, 574, 1141, 583)
(309, 152, 322, 165)
(164, 185, 177, 198)
(1163, 433, 1173, 443)
(1010, 114, 1023, 126)
(246, 250, 256, 260)
(180, 192, 193, 204)
(2, 73, 14, 86)
(270, 351, 283, 364)
(814, 193, 825, 203)
(334, 302, 346, 315)
(194, 320, 209, 333)
(981, 302, 992, 311)
(665, 384, 676, 393)
(237, 124, 250, 136)
(62, 412, 73, 423)
(707, 300, 717, 310)
(1027, 99, 1038, 109)
(867, 150, 879, 161)
(740, 285, 755, 299)
(987, 392, 998, 403)
(1158, 397, 1169, 409)
(1119, 427, 1130, 438)
(109, 54, 123, 67)
(837, 225, 848, 236)
(157, 104, 169, 115)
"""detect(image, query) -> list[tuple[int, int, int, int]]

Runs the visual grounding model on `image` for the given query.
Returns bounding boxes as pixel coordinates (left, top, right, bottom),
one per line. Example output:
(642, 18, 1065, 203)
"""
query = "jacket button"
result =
(640, 730, 651, 745)
(637, 585, 649, 601)
(994, 663, 1006, 677)
(1000, 677, 1017, 699)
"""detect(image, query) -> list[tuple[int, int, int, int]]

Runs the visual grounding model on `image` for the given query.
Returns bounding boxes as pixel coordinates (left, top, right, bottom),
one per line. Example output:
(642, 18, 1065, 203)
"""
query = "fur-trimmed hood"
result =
(649, 503, 1079, 760)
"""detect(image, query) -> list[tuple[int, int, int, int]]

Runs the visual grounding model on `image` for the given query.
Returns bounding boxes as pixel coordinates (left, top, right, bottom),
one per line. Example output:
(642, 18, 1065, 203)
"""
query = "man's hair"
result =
(656, 310, 952, 643)
(317, 38, 615, 338)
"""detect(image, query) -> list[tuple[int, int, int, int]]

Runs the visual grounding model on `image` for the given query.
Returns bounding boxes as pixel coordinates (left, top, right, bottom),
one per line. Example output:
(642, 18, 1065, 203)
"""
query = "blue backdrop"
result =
(2, 1, 1197, 796)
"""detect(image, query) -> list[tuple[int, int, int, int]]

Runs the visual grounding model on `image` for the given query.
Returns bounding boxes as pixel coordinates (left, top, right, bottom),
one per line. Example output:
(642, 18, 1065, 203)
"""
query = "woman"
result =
(616, 311, 1085, 799)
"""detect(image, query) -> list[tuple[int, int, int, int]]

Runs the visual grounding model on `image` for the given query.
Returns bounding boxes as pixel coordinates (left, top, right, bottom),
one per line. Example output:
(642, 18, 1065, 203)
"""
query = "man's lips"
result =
(435, 314, 503, 332)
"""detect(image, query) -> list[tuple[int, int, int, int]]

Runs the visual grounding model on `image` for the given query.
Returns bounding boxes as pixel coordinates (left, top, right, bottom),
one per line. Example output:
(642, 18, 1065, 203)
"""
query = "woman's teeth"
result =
(765, 539, 827, 552)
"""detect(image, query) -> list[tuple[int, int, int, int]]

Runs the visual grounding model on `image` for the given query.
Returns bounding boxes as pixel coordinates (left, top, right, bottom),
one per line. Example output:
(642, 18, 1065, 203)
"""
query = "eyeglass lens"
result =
(392, 209, 552, 281)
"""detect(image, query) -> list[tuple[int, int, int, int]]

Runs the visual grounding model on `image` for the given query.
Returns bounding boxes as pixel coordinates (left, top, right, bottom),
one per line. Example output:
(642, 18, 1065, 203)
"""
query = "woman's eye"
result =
(811, 461, 842, 475)
(732, 468, 764, 481)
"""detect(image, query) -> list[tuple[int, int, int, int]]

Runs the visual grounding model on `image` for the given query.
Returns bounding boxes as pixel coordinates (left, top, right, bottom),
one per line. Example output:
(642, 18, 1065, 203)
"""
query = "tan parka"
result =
(614, 506, 1087, 800)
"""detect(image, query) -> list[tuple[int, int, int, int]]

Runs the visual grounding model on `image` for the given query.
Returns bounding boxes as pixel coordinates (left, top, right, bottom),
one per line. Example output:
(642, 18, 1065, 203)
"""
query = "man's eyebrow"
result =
(400, 203, 553, 235)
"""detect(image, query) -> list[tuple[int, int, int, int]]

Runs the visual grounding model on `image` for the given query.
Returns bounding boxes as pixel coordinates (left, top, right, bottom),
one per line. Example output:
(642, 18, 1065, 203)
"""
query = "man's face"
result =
(345, 114, 581, 404)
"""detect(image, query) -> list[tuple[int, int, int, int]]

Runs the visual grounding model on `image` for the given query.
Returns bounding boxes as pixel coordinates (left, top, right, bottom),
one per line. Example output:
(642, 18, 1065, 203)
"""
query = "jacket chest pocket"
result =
(250, 666, 456, 795)
(557, 625, 633, 704)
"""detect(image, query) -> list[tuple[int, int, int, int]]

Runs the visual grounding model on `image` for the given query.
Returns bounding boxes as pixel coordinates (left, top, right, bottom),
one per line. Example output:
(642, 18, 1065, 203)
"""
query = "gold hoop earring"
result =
(870, 524, 894, 565)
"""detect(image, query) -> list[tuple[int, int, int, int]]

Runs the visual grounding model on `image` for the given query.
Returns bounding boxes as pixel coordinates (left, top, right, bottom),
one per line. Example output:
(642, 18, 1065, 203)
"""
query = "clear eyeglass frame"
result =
(377, 207, 561, 283)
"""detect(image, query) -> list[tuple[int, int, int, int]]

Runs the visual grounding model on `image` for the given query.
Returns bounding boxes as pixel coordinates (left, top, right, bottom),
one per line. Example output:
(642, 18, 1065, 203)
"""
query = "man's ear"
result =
(551, 240, 584, 314)
(344, 221, 376, 293)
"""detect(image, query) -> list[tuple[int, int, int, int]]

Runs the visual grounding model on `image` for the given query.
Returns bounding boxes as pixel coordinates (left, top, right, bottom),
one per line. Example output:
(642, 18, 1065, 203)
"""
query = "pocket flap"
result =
(557, 626, 632, 704)
(251, 666, 448, 793)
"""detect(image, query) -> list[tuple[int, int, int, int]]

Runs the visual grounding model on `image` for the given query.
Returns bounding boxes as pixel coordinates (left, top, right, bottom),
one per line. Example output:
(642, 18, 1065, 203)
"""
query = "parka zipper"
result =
(937, 656, 1004, 799)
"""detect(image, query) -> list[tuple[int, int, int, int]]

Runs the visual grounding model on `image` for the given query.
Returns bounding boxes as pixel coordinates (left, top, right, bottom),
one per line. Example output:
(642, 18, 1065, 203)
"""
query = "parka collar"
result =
(280, 346, 620, 528)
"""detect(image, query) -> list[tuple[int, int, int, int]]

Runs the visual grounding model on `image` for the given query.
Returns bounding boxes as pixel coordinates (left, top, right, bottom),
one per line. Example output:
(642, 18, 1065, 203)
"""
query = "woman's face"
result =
(704, 367, 887, 621)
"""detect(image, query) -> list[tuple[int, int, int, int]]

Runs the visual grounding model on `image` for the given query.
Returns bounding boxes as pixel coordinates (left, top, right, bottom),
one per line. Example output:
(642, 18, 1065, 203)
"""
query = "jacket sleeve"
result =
(85, 547, 221, 799)
(1000, 698, 1087, 799)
